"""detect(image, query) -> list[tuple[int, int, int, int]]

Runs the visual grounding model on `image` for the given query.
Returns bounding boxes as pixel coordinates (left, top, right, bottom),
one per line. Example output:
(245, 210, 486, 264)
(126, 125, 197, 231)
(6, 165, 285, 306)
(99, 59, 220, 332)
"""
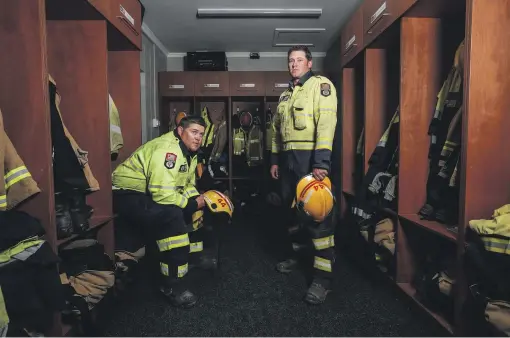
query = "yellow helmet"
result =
(191, 210, 204, 230)
(203, 190, 234, 218)
(295, 174, 334, 222)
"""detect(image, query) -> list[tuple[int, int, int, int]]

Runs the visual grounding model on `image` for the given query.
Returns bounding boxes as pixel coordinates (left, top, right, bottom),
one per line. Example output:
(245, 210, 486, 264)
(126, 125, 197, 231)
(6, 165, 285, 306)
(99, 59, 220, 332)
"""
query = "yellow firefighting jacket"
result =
(233, 128, 246, 156)
(0, 109, 40, 211)
(265, 111, 273, 151)
(469, 204, 510, 255)
(246, 124, 264, 166)
(112, 130, 198, 208)
(49, 75, 100, 191)
(201, 106, 215, 148)
(109, 94, 124, 155)
(210, 120, 227, 162)
(271, 72, 337, 170)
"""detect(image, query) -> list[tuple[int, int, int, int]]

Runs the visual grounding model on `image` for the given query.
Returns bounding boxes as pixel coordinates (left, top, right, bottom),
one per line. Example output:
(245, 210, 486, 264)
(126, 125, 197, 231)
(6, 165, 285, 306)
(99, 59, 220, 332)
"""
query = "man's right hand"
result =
(270, 165, 279, 180)
(195, 195, 205, 209)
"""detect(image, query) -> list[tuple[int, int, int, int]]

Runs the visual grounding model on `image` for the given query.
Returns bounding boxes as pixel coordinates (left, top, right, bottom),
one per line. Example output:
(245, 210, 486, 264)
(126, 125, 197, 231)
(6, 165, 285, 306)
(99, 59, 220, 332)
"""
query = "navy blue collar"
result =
(289, 70, 314, 89)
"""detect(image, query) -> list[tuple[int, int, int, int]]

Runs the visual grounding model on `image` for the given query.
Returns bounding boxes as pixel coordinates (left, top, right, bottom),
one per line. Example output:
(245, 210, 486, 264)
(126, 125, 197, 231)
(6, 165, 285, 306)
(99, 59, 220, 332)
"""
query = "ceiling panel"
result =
(140, 0, 363, 53)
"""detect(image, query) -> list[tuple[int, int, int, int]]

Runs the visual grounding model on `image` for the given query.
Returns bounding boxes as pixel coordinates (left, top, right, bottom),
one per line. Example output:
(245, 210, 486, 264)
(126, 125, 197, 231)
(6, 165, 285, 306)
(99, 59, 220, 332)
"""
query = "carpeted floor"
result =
(98, 202, 450, 337)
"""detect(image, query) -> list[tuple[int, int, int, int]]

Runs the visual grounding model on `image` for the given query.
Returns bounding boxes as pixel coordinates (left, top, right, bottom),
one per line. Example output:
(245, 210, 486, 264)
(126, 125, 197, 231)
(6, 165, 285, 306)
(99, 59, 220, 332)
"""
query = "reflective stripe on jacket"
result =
(109, 94, 124, 155)
(0, 109, 40, 211)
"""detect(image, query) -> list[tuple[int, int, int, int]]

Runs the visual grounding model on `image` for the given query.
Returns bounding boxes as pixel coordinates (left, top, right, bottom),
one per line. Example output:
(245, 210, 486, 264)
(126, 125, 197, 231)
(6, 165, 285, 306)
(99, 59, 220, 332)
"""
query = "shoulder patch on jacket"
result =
(164, 153, 177, 169)
(320, 83, 331, 97)
(279, 95, 290, 103)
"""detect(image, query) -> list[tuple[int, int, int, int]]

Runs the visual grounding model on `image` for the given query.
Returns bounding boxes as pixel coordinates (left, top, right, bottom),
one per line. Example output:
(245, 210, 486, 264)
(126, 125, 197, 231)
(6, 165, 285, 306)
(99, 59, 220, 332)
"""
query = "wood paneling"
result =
(398, 17, 441, 215)
(88, 0, 141, 49)
(46, 20, 112, 220)
(1, 1, 142, 335)
(397, 17, 442, 285)
(264, 71, 290, 97)
(159, 71, 195, 97)
(364, 49, 387, 171)
(108, 51, 142, 169)
(229, 71, 265, 96)
(0, 0, 55, 245)
(339, 0, 510, 334)
(194, 72, 229, 97)
(341, 68, 357, 195)
(342, 6, 364, 66)
(363, 0, 417, 46)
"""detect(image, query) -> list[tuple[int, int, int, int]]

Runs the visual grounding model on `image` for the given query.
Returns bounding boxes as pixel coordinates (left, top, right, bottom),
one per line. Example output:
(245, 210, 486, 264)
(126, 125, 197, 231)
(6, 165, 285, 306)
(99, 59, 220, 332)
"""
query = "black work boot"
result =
(160, 285, 198, 308)
(55, 195, 73, 240)
(68, 191, 93, 233)
(275, 258, 298, 274)
(304, 279, 331, 305)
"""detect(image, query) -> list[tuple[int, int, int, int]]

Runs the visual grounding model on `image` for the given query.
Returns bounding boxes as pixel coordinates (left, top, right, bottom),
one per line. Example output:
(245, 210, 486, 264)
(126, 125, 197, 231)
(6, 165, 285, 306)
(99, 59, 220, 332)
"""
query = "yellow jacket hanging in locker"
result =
(0, 108, 40, 211)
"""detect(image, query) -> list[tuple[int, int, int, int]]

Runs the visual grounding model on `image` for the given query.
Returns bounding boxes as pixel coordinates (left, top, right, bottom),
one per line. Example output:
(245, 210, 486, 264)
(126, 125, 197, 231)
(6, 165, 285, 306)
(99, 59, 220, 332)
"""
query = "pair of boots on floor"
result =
(162, 254, 331, 308)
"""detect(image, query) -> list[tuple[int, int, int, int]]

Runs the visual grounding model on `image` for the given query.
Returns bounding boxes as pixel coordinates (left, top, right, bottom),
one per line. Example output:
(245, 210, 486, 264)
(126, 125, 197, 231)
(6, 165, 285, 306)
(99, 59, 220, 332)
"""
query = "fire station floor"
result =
(98, 199, 450, 337)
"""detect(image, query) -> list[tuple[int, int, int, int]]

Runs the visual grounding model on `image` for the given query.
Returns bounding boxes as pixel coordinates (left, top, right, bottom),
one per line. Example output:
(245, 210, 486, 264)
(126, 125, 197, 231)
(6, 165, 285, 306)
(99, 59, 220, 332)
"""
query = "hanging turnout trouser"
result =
(113, 190, 201, 288)
(279, 151, 336, 287)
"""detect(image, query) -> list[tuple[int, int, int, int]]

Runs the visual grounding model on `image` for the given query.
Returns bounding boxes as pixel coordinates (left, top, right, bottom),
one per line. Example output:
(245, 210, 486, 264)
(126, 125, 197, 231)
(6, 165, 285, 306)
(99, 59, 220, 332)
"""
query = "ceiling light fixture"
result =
(196, 8, 322, 18)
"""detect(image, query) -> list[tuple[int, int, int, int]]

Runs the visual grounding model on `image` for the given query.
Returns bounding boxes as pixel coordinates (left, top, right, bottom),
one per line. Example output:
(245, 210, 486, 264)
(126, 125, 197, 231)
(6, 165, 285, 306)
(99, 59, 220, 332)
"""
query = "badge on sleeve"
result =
(164, 153, 177, 169)
(279, 95, 290, 103)
(179, 164, 188, 172)
(320, 83, 331, 97)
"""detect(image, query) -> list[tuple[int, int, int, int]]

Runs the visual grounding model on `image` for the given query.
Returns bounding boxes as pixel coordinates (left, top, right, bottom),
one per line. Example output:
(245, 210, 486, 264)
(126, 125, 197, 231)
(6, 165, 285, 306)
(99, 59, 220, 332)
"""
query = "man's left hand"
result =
(312, 168, 328, 181)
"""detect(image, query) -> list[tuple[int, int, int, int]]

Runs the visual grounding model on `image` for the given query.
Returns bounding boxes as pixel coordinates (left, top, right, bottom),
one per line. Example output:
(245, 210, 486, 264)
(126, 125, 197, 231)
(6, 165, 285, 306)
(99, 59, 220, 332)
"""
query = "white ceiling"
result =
(140, 0, 363, 55)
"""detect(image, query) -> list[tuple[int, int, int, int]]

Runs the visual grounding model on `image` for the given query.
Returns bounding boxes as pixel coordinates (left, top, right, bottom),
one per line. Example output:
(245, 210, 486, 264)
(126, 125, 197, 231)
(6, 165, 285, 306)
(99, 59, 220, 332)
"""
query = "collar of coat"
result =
(289, 70, 314, 89)
(172, 129, 201, 158)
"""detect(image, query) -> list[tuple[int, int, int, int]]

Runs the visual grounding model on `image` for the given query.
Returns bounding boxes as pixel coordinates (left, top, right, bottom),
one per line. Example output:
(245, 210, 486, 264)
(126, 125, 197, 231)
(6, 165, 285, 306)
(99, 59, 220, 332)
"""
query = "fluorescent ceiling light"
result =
(196, 8, 322, 18)
(274, 43, 315, 47)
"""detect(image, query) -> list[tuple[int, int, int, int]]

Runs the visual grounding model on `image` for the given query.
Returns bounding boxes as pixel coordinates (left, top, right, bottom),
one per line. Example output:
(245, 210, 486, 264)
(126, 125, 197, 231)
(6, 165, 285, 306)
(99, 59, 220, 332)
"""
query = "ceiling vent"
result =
(272, 28, 326, 47)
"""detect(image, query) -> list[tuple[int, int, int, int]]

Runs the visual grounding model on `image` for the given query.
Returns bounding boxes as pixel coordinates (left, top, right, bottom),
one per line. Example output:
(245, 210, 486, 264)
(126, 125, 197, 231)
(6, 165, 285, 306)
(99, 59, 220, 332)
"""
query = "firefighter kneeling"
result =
(278, 174, 336, 305)
(112, 116, 233, 309)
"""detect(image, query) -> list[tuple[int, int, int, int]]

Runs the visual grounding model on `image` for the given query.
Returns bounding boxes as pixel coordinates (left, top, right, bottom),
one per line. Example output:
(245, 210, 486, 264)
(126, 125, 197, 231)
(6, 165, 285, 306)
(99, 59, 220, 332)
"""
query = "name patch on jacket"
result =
(321, 83, 331, 97)
(179, 164, 188, 172)
(164, 153, 177, 169)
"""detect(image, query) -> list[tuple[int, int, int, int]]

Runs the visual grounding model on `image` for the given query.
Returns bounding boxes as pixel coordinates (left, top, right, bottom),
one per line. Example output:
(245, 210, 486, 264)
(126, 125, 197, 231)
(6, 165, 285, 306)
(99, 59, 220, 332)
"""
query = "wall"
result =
(140, 33, 167, 142)
(167, 54, 325, 72)
(323, 36, 343, 193)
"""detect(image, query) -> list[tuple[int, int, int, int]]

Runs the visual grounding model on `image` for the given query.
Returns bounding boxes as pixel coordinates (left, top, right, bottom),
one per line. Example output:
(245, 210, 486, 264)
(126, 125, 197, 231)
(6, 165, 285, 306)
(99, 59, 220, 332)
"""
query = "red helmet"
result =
(239, 111, 253, 128)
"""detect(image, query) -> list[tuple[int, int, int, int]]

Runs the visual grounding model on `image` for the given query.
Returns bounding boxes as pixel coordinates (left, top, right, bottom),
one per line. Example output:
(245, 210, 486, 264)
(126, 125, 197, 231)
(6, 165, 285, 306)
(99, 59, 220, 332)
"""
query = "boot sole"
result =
(304, 290, 330, 305)
(276, 267, 294, 274)
(168, 297, 198, 309)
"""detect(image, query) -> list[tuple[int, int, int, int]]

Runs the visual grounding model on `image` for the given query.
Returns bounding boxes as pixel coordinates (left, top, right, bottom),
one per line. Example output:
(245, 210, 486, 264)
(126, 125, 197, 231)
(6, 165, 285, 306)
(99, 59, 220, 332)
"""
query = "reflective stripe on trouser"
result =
(481, 235, 510, 255)
(160, 262, 188, 278)
(188, 227, 206, 267)
(157, 233, 191, 279)
(307, 209, 336, 282)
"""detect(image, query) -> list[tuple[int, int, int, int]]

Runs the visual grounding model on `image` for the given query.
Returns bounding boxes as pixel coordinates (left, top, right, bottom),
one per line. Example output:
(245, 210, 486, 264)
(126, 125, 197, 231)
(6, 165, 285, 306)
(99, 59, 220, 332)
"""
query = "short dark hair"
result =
(178, 116, 206, 129)
(288, 45, 313, 61)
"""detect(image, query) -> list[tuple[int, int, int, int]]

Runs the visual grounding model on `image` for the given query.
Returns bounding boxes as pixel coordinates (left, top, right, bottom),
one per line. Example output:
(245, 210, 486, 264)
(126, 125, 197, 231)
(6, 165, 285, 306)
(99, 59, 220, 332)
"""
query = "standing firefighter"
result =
(270, 45, 338, 304)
